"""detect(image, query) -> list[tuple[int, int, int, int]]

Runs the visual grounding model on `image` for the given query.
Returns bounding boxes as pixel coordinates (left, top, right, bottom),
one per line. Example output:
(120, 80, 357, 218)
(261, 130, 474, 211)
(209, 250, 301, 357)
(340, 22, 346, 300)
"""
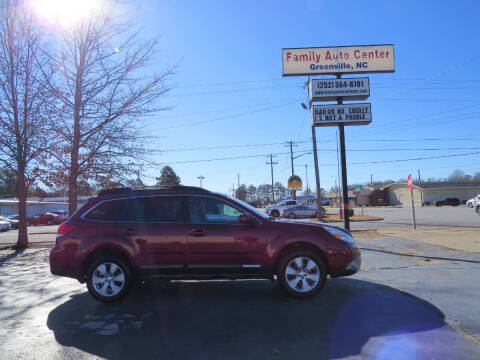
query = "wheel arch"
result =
(274, 241, 330, 275)
(82, 245, 133, 280)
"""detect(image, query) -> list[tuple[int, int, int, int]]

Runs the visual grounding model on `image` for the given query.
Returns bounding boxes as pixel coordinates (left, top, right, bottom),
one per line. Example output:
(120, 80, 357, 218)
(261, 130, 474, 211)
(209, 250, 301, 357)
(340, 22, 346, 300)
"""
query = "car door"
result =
(95, 196, 188, 268)
(186, 195, 266, 269)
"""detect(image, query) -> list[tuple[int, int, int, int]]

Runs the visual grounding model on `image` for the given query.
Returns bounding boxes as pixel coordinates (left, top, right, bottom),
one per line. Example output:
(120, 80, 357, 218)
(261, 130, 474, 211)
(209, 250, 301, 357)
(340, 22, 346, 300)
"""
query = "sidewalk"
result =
(377, 227, 480, 253)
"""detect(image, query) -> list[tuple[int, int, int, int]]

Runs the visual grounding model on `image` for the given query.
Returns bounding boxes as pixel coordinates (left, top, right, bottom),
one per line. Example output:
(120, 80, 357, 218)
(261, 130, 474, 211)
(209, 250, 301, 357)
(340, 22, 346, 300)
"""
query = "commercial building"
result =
(0, 196, 90, 217)
(325, 182, 480, 207)
(381, 182, 480, 207)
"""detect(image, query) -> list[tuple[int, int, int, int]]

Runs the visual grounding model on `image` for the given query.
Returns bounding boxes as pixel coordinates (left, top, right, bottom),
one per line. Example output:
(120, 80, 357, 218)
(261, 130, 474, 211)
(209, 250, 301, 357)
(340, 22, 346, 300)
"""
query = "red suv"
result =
(50, 186, 361, 302)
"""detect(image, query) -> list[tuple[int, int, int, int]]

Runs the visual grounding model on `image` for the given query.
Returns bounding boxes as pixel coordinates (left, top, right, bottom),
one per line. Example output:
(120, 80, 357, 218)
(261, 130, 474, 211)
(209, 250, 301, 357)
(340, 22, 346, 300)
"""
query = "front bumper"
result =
(331, 248, 361, 277)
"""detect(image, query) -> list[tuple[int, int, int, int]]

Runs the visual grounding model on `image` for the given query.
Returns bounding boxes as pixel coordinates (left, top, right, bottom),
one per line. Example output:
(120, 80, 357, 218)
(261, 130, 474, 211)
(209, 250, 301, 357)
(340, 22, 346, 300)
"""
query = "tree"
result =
(246, 185, 256, 201)
(235, 184, 247, 201)
(156, 166, 181, 186)
(448, 169, 466, 182)
(41, 1, 174, 215)
(0, 0, 52, 247)
(0, 169, 16, 197)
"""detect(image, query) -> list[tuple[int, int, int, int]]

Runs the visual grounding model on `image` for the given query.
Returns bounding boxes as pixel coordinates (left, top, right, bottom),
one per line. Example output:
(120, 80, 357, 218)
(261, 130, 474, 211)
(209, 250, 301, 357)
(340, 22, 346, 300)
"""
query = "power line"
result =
(157, 99, 302, 130)
(320, 151, 480, 167)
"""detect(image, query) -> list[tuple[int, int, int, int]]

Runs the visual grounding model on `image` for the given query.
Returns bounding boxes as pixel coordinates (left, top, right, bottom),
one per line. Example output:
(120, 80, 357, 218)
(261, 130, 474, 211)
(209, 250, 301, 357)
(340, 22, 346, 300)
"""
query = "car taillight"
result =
(56, 222, 75, 238)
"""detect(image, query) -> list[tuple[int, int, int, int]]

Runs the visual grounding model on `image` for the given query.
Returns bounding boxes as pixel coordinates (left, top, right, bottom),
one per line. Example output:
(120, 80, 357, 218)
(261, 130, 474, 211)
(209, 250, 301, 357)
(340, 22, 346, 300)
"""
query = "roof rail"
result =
(96, 185, 210, 197)
(96, 187, 133, 197)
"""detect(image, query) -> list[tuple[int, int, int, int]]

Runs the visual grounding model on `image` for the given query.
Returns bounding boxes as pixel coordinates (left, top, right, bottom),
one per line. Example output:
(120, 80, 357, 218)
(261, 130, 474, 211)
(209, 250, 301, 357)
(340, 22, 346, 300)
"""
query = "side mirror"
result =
(239, 214, 255, 225)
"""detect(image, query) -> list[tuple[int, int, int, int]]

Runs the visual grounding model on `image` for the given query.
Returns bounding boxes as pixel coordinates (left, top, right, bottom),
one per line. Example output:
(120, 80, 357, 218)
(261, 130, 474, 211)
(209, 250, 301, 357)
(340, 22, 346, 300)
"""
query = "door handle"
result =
(121, 227, 137, 235)
(190, 229, 206, 237)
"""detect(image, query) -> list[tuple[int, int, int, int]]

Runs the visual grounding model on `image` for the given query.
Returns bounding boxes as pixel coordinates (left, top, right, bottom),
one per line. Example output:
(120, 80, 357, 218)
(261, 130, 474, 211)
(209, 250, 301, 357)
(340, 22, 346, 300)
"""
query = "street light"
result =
(197, 175, 204, 188)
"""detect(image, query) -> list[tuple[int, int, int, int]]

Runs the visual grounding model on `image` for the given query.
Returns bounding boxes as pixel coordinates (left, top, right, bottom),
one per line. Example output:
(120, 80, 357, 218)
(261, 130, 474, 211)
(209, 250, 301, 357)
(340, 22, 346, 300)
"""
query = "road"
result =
(327, 206, 480, 230)
(0, 238, 479, 359)
(0, 225, 58, 245)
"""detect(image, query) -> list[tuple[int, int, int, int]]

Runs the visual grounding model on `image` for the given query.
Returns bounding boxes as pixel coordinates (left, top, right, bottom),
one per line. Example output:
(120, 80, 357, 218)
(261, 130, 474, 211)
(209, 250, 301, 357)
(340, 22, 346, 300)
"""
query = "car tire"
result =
(277, 249, 327, 298)
(288, 213, 296, 219)
(86, 255, 133, 302)
(476, 207, 480, 216)
(271, 210, 279, 218)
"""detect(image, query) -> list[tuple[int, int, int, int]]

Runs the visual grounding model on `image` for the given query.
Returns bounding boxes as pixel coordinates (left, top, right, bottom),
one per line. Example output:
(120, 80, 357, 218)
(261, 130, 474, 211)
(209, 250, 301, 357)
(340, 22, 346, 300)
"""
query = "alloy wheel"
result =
(284, 257, 320, 293)
(92, 262, 126, 297)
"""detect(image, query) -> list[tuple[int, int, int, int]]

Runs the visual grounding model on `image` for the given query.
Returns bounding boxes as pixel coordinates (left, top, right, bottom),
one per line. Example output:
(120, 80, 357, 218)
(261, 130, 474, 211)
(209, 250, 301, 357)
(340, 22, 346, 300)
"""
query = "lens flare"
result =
(29, 0, 101, 28)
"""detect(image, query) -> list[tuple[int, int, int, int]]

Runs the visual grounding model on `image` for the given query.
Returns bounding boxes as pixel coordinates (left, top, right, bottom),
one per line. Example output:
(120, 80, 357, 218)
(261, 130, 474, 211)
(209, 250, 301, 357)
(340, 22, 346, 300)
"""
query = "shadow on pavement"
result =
(46, 277, 471, 359)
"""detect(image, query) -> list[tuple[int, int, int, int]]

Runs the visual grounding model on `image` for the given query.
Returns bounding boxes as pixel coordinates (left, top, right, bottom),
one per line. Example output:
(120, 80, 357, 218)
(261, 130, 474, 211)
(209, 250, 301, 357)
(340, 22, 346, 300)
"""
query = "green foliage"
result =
(155, 166, 181, 186)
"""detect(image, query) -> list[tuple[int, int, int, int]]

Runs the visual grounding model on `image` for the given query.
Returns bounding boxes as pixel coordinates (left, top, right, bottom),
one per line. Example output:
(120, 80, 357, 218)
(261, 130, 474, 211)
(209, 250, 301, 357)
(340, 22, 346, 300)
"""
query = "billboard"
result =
(309, 77, 370, 101)
(312, 104, 372, 127)
(282, 44, 394, 76)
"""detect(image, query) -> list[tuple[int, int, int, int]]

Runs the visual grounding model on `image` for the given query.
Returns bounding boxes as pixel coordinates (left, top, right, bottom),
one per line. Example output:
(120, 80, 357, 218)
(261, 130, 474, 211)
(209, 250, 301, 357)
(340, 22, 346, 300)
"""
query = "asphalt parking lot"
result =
(0, 236, 479, 360)
(328, 205, 480, 230)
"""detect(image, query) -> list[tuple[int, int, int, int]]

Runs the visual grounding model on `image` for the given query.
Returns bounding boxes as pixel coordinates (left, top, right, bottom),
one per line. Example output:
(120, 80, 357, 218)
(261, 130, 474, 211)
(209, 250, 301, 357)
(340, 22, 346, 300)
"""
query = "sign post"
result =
(282, 44, 395, 231)
(408, 174, 417, 230)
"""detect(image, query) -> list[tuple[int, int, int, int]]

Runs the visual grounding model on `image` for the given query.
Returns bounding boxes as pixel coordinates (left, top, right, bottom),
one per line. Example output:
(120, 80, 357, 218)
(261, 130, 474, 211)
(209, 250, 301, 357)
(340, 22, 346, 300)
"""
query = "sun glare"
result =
(30, 0, 101, 28)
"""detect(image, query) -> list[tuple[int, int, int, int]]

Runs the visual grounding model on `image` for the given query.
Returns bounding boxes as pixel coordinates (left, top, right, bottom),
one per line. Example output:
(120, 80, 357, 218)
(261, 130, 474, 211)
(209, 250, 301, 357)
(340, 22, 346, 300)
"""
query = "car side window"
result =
(85, 196, 185, 222)
(188, 197, 243, 224)
(84, 201, 118, 221)
(286, 201, 296, 206)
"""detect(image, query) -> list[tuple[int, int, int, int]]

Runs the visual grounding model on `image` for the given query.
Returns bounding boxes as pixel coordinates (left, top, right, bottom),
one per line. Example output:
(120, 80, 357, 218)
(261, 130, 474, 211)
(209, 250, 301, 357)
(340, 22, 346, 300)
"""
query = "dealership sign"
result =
(312, 104, 372, 127)
(282, 44, 394, 76)
(288, 175, 302, 191)
(309, 77, 370, 101)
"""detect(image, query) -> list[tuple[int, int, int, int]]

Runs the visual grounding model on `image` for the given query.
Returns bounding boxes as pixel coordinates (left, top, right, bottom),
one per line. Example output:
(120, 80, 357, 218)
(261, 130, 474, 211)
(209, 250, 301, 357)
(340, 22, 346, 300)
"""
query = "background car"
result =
(27, 213, 62, 226)
(281, 205, 319, 219)
(49, 210, 69, 221)
(467, 195, 480, 208)
(433, 197, 460, 206)
(0, 218, 11, 232)
(0, 215, 18, 229)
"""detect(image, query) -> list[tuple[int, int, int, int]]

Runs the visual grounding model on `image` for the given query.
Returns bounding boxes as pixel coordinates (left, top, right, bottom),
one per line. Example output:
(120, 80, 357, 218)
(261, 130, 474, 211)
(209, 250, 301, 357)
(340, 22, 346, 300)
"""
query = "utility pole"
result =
(237, 173, 240, 188)
(266, 154, 277, 202)
(232, 183, 235, 197)
(370, 174, 373, 186)
(305, 164, 309, 195)
(418, 169, 424, 207)
(197, 175, 204, 188)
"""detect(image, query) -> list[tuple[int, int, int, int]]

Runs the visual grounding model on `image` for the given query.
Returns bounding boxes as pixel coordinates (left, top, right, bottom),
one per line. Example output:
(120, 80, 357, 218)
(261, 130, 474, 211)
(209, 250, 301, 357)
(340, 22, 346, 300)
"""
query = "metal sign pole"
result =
(411, 188, 417, 229)
(336, 74, 350, 231)
(311, 125, 323, 220)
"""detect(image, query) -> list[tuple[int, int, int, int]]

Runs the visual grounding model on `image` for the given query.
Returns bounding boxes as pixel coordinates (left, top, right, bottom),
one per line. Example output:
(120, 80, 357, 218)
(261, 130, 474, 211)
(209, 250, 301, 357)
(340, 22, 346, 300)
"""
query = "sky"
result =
(131, 0, 480, 194)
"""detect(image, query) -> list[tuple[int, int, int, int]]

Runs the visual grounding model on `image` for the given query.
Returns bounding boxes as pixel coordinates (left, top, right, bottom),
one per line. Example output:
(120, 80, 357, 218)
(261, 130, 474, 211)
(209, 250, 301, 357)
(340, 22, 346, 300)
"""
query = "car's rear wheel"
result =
(277, 250, 327, 298)
(86, 256, 132, 302)
(271, 210, 279, 218)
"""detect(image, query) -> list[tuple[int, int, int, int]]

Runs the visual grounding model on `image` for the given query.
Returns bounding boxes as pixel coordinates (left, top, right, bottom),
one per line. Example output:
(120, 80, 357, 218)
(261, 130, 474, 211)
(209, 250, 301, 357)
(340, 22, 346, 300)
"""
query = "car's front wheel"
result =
(86, 256, 132, 302)
(476, 206, 480, 216)
(271, 210, 280, 218)
(277, 250, 327, 298)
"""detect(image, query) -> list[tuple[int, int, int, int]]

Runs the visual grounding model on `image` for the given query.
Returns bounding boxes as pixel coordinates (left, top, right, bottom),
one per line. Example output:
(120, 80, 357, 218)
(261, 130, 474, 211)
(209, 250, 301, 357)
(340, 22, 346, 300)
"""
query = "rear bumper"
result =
(50, 245, 83, 281)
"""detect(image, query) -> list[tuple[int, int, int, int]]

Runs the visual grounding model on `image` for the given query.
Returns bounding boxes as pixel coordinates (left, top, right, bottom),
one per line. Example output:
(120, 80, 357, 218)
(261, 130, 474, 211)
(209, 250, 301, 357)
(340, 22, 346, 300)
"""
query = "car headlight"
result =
(323, 226, 356, 247)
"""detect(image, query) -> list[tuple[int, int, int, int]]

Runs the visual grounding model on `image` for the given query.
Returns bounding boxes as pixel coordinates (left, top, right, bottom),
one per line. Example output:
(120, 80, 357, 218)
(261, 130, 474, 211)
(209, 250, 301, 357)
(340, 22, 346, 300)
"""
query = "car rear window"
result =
(84, 196, 185, 222)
